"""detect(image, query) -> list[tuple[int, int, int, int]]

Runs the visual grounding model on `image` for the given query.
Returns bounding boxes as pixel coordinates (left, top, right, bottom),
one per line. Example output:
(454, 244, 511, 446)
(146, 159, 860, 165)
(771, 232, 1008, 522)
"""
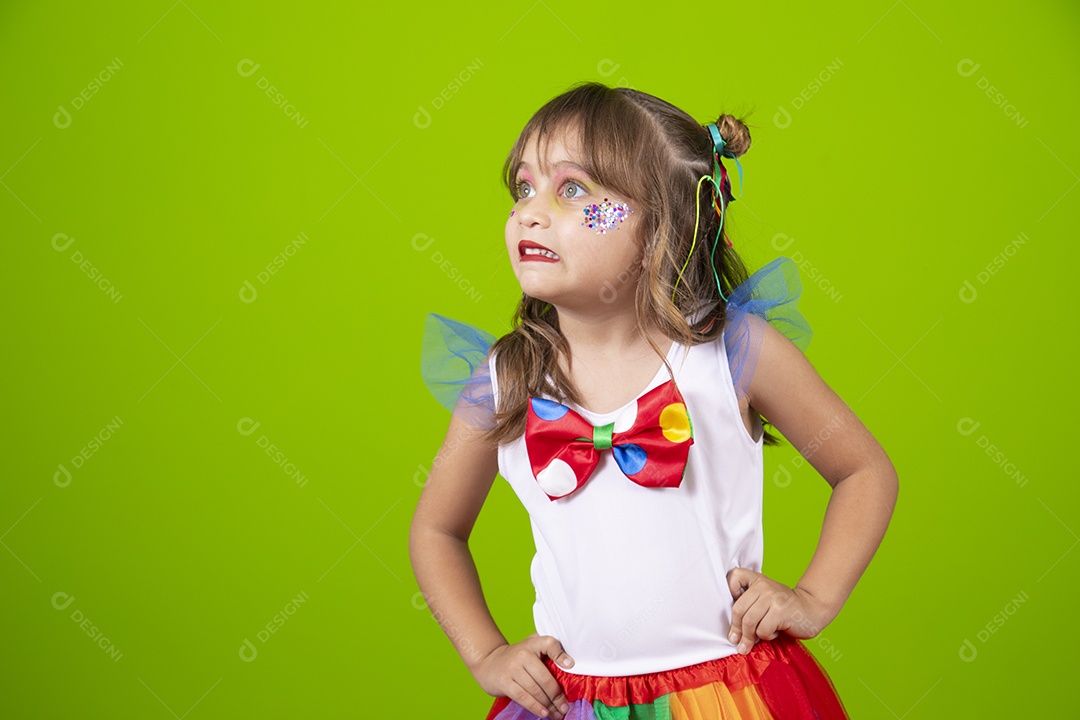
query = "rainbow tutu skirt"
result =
(484, 633, 849, 720)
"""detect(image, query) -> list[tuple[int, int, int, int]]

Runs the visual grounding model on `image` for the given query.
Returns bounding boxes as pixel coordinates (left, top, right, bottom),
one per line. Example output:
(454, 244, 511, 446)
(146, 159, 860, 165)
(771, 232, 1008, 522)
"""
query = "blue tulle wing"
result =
(724, 256, 813, 402)
(421, 313, 497, 430)
(420, 256, 812, 419)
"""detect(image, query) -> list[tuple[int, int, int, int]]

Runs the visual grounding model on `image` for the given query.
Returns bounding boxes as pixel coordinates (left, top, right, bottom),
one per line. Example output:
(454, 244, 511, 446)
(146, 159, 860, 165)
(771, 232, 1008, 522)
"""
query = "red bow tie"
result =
(524, 379, 694, 501)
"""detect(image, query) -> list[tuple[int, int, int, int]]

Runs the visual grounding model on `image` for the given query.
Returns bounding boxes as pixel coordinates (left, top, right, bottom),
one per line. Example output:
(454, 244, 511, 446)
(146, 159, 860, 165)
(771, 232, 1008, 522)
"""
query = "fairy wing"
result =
(724, 255, 813, 404)
(420, 255, 811, 426)
(420, 313, 498, 431)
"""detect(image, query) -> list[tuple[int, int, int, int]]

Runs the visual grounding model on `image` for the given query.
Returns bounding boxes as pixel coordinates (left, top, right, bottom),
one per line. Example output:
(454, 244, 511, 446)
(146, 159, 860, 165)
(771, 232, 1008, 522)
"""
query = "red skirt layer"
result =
(485, 632, 849, 720)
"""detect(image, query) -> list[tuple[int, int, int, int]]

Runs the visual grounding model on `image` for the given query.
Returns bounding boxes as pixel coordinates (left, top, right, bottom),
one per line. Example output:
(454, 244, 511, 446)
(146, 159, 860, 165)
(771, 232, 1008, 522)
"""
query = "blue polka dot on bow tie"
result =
(611, 443, 647, 475)
(530, 397, 569, 422)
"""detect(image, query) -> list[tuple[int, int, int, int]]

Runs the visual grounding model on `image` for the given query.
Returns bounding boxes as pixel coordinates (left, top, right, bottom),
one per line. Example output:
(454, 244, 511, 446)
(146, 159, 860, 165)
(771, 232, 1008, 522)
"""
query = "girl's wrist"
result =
(793, 583, 844, 630)
(467, 639, 509, 674)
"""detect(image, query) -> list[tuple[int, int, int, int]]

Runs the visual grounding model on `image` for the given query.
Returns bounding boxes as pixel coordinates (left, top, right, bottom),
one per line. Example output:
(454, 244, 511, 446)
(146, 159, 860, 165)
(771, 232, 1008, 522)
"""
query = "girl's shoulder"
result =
(721, 309, 768, 404)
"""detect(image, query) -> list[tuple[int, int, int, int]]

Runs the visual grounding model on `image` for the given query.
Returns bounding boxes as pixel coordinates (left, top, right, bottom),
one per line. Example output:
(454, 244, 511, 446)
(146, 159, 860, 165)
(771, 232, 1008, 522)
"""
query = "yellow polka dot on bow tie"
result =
(660, 403, 692, 443)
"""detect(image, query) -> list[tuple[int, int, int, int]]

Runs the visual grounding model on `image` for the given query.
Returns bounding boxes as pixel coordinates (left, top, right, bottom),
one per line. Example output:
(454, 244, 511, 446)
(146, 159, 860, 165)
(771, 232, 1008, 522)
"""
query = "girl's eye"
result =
(513, 178, 587, 200)
(563, 181, 586, 199)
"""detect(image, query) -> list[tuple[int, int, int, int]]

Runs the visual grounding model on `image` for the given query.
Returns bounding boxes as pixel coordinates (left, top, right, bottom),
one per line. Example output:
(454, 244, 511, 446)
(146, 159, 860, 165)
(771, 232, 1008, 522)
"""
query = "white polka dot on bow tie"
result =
(537, 459, 578, 498)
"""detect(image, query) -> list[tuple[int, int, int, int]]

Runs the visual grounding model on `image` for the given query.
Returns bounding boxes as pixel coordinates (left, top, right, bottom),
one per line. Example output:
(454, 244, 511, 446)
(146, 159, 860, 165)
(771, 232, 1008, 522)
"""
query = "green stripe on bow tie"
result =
(593, 422, 615, 450)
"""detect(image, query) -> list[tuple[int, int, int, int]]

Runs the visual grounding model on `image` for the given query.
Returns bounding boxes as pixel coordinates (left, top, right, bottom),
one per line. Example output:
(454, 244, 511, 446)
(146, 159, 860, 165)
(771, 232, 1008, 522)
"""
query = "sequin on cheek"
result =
(581, 198, 633, 234)
(510, 209, 515, 217)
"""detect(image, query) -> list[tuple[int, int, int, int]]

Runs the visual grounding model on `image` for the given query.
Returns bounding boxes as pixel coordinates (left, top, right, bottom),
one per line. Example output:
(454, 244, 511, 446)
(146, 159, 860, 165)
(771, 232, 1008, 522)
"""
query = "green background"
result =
(2, 1, 1076, 717)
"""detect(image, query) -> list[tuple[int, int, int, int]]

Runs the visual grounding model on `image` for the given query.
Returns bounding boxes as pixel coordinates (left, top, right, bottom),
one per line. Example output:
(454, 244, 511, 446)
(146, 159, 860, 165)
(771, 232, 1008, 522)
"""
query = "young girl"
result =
(410, 81, 898, 720)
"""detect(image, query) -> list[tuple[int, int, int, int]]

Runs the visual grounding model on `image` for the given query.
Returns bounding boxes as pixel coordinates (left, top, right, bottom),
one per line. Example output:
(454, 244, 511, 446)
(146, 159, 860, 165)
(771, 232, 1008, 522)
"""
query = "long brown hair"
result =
(484, 81, 782, 447)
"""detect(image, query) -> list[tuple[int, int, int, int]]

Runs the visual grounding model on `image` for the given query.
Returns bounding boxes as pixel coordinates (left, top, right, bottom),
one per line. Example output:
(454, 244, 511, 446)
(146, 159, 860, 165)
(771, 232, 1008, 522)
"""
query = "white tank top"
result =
(487, 330, 765, 676)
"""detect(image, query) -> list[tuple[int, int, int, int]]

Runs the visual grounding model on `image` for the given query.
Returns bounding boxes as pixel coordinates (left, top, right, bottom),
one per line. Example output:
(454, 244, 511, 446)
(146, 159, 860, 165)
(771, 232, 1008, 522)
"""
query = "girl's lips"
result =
(519, 240, 560, 263)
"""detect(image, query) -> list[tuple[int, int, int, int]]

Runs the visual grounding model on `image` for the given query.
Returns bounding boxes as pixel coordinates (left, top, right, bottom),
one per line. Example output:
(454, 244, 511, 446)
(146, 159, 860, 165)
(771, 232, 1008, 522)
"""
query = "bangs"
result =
(502, 83, 654, 208)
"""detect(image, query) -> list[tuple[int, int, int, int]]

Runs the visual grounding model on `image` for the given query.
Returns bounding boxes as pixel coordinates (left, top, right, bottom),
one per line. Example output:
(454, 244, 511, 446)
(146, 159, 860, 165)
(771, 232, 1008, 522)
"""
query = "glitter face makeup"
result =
(581, 198, 633, 234)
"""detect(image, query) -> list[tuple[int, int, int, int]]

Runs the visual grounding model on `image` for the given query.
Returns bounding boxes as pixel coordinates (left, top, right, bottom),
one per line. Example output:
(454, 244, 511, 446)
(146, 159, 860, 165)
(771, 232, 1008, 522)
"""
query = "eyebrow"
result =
(515, 160, 590, 176)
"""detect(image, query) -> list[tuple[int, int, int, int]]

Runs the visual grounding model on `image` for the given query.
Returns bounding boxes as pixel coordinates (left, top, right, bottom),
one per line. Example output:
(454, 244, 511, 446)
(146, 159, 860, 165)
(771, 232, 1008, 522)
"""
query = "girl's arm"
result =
(749, 320, 900, 625)
(411, 409, 575, 719)
(408, 411, 507, 673)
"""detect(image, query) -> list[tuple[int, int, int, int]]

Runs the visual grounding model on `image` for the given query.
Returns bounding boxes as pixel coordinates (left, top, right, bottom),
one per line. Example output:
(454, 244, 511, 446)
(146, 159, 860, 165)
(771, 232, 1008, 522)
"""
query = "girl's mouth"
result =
(519, 240, 560, 262)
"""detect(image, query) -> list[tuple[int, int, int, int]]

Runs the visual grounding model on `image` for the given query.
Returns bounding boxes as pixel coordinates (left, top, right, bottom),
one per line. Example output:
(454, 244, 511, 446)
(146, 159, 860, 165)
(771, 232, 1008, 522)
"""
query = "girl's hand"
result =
(473, 632, 575, 719)
(725, 567, 833, 654)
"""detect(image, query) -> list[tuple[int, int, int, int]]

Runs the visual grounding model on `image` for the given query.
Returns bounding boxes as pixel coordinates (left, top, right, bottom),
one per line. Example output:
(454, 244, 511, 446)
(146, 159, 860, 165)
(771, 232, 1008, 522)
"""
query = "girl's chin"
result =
(513, 281, 557, 303)
(518, 287, 554, 302)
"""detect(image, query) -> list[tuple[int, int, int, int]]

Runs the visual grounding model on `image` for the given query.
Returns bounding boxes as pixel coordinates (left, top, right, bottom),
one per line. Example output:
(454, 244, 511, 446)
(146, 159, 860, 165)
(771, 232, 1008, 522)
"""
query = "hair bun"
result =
(713, 114, 751, 159)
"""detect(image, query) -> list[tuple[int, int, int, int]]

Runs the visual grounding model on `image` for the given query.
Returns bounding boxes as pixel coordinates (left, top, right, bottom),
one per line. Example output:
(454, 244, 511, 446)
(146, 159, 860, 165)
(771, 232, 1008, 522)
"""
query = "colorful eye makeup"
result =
(581, 198, 633, 234)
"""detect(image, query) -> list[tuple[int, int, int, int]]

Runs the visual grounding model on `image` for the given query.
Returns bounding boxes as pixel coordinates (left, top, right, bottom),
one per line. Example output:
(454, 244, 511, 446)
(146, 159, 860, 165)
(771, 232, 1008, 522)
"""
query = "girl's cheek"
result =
(556, 201, 586, 222)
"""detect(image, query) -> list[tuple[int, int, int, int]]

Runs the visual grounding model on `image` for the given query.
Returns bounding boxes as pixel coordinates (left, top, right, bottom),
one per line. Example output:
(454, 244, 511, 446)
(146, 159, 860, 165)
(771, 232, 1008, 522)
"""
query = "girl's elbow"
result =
(881, 464, 899, 511)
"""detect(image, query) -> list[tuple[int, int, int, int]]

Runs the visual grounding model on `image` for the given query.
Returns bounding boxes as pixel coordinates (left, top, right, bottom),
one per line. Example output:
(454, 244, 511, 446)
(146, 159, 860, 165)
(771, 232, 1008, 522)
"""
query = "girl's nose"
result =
(515, 198, 551, 228)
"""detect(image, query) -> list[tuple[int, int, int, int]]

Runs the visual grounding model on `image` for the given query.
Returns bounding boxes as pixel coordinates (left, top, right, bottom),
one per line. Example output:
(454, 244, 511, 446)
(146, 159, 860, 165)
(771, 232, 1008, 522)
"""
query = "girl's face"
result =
(505, 128, 643, 314)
